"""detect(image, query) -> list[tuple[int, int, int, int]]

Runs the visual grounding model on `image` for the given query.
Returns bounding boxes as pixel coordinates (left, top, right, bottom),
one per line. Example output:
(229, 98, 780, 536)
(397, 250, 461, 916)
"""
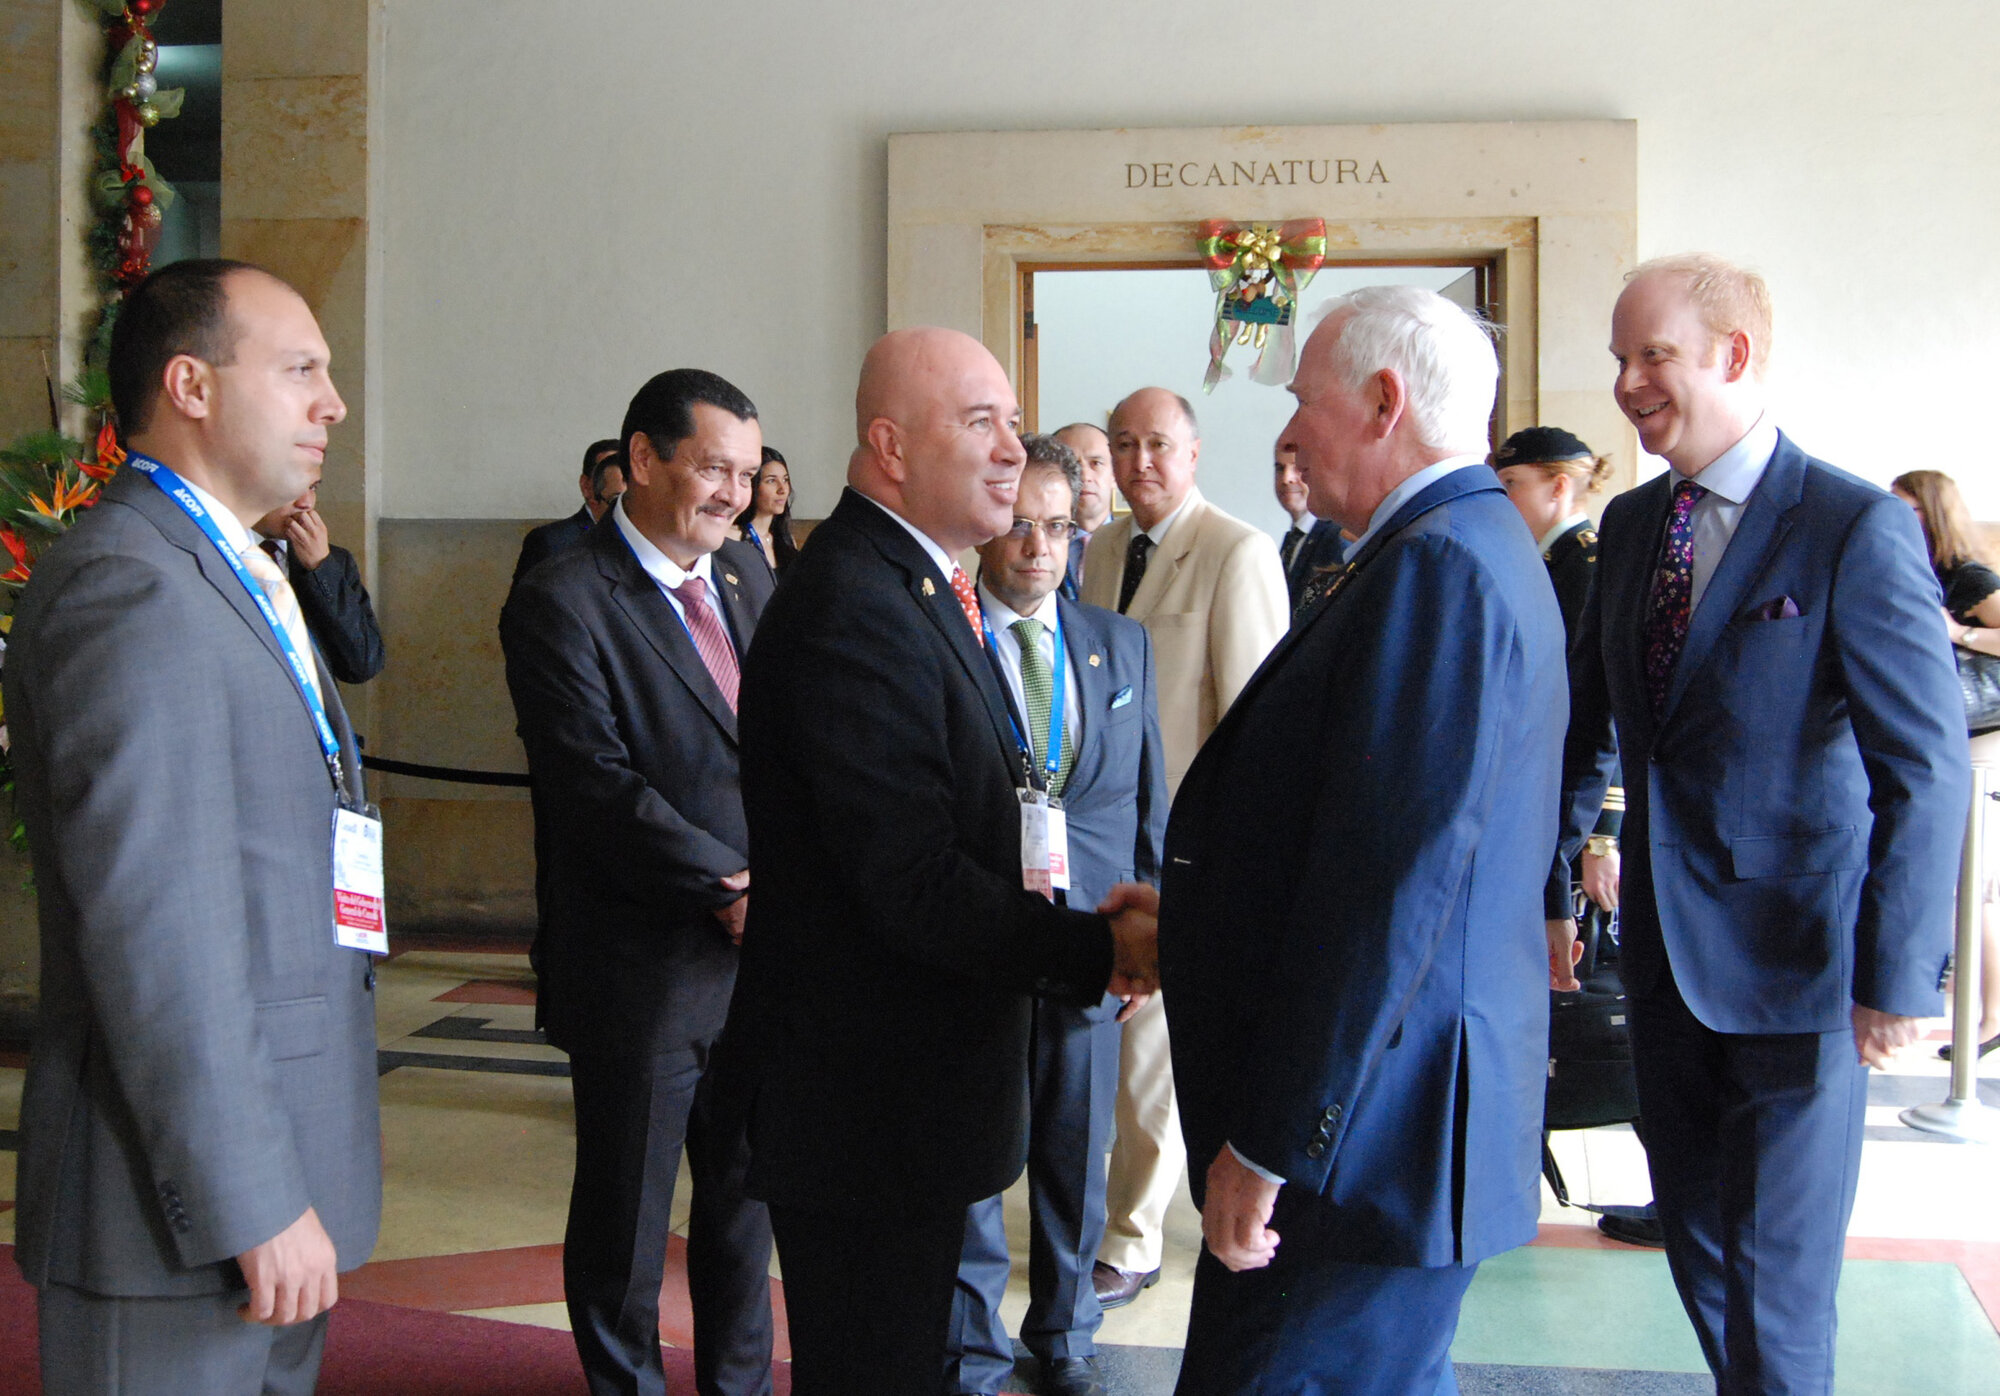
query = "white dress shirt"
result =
(1677, 415, 1779, 615)
(976, 583, 1085, 776)
(1140, 493, 1195, 547)
(1345, 454, 1488, 557)
(611, 498, 730, 639)
(857, 490, 962, 585)
(182, 476, 256, 557)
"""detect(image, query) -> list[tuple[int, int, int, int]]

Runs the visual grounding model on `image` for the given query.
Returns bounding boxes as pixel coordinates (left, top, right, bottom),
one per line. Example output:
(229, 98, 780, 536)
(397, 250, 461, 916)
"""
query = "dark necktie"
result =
(670, 575, 741, 711)
(1118, 533, 1154, 614)
(1642, 478, 1709, 717)
(1281, 526, 1307, 574)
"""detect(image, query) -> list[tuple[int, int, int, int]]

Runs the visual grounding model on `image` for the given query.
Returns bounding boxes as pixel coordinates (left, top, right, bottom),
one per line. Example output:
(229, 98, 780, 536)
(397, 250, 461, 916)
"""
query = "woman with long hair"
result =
(1892, 468, 2000, 1059)
(733, 446, 799, 576)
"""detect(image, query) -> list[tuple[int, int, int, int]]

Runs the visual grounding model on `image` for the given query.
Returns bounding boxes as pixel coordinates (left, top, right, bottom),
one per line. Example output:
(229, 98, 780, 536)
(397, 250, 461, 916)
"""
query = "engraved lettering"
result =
(1126, 163, 1147, 188)
(1368, 161, 1389, 183)
(1337, 158, 1358, 183)
(1152, 163, 1173, 187)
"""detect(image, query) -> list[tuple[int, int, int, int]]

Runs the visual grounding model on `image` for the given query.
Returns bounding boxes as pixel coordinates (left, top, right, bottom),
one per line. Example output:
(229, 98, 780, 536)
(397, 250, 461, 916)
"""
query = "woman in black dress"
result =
(1892, 469, 2000, 1058)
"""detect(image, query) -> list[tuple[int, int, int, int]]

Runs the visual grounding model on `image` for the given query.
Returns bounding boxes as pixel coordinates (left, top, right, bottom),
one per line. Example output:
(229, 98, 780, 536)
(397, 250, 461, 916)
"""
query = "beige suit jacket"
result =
(1081, 487, 1288, 795)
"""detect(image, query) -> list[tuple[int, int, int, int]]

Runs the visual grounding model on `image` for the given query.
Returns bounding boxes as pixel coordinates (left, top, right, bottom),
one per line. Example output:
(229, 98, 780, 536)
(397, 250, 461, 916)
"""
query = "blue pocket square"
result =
(1747, 596, 1801, 621)
(1110, 685, 1134, 709)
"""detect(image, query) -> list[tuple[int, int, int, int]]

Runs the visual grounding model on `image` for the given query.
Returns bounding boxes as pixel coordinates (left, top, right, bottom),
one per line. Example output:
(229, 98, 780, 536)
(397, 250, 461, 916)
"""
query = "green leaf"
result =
(150, 87, 184, 121)
(62, 369, 112, 414)
(87, 0, 128, 17)
(0, 432, 84, 471)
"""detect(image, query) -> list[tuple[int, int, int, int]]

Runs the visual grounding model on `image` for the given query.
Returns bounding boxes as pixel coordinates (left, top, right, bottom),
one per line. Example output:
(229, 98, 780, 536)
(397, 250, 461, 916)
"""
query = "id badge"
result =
(1046, 801, 1070, 893)
(332, 804, 388, 955)
(1018, 788, 1053, 900)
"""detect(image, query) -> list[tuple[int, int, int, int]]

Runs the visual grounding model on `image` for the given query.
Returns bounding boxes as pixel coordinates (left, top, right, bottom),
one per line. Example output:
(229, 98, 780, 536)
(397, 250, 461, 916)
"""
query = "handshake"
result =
(1099, 882, 1161, 1022)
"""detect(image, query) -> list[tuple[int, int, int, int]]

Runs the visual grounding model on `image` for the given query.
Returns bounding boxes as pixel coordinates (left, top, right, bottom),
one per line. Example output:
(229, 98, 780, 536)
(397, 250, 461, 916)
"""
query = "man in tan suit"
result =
(1080, 386, 1289, 1307)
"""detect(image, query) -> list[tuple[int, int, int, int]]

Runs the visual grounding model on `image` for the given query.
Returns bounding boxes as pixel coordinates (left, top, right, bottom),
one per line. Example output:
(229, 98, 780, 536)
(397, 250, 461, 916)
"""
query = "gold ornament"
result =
(136, 103, 160, 127)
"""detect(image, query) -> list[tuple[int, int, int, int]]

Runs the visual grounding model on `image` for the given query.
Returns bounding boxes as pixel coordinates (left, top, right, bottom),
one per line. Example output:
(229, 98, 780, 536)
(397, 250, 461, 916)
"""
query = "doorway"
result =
(1022, 260, 1494, 537)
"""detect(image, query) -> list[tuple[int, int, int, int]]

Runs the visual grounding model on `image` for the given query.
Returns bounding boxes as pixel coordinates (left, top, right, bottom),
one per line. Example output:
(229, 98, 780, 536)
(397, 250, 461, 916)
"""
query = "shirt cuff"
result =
(1227, 1142, 1286, 1186)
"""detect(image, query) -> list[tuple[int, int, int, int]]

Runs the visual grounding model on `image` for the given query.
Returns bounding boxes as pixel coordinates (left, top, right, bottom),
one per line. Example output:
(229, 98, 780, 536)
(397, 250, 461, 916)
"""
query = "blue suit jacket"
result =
(1561, 435, 1968, 1032)
(1046, 597, 1166, 911)
(1160, 465, 1567, 1267)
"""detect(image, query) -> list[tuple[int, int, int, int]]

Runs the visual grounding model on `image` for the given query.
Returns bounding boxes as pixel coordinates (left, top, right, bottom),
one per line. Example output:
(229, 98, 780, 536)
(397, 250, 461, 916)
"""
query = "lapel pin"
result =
(1088, 654, 1101, 667)
(724, 573, 739, 586)
(921, 578, 936, 596)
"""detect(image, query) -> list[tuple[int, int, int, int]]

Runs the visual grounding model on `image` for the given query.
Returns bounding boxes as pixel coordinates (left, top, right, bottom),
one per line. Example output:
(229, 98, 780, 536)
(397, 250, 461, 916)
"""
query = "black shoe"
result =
(1938, 1033, 2000, 1062)
(1091, 1260, 1160, 1309)
(1597, 1204, 1665, 1248)
(1042, 1356, 1108, 1396)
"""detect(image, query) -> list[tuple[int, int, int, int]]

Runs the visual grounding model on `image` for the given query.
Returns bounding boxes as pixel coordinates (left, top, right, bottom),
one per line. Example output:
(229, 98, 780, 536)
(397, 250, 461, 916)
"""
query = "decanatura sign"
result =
(1125, 159, 1388, 189)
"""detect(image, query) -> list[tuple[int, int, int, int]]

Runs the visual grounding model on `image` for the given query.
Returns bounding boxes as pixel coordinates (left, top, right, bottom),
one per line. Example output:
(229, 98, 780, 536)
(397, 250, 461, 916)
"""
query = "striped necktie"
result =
(1010, 618, 1075, 796)
(238, 542, 322, 703)
(670, 575, 741, 711)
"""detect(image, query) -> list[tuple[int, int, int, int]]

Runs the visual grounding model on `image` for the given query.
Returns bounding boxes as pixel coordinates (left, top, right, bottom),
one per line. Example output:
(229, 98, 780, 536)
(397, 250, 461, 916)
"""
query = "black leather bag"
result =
(1957, 644, 2000, 736)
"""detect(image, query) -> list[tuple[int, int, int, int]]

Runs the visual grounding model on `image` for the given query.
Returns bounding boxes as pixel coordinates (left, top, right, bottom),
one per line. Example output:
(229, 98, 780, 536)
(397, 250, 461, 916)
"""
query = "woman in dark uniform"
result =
(1494, 425, 1621, 910)
(1495, 426, 1660, 1246)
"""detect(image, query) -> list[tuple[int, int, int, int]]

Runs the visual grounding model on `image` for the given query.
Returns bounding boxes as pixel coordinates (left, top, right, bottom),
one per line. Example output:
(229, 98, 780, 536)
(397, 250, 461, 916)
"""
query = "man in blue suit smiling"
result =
(1556, 255, 1967, 1394)
(1144, 286, 1568, 1392)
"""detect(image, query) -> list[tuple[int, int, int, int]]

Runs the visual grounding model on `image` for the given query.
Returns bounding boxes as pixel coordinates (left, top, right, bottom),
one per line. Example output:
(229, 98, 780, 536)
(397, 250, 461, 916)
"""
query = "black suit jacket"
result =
(512, 505, 595, 586)
(285, 543, 385, 685)
(500, 518, 773, 1056)
(731, 489, 1115, 1217)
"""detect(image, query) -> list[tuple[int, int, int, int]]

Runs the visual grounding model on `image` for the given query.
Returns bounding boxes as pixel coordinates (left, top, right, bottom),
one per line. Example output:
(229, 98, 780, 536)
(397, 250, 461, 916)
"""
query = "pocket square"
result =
(1748, 596, 1801, 621)
(1110, 685, 1134, 709)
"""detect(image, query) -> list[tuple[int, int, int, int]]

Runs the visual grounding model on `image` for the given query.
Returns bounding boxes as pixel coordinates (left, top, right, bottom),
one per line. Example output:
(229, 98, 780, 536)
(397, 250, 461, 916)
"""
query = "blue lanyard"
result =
(981, 607, 1068, 789)
(132, 455, 344, 788)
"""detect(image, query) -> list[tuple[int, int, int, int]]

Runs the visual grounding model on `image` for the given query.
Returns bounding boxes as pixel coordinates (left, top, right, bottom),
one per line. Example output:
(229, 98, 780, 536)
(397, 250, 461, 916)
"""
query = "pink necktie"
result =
(670, 575, 741, 711)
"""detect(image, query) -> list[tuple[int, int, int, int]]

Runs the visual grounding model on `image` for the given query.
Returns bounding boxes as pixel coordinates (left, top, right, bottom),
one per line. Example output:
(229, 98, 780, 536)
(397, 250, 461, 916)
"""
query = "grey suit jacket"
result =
(7, 466, 382, 1297)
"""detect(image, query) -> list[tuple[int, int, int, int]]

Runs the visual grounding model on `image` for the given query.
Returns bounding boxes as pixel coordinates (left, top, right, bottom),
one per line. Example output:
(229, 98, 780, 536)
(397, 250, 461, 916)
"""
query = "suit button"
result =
(1305, 1142, 1326, 1160)
(1322, 1104, 1341, 1122)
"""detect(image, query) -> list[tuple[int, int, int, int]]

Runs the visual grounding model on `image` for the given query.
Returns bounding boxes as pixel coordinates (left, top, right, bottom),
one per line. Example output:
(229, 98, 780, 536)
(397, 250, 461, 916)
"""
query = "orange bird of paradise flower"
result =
(77, 420, 124, 482)
(31, 473, 101, 520)
(0, 527, 31, 585)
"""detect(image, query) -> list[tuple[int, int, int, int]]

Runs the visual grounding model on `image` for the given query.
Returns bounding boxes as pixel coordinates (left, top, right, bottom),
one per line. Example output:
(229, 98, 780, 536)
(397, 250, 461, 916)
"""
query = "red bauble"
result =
(130, 184, 154, 207)
(131, 0, 157, 15)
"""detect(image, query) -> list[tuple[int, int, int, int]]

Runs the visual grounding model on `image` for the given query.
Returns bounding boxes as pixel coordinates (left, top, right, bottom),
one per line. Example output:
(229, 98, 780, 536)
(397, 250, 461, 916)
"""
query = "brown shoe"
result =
(1091, 1260, 1160, 1309)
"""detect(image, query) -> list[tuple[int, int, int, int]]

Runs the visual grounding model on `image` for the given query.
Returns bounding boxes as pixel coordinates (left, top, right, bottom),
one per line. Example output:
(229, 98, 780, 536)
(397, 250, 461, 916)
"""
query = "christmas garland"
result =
(0, 0, 184, 599)
(0, 0, 183, 854)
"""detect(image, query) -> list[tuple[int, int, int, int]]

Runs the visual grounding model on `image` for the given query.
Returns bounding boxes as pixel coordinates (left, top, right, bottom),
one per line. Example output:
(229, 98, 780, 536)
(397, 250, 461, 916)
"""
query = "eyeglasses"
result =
(1004, 517, 1076, 541)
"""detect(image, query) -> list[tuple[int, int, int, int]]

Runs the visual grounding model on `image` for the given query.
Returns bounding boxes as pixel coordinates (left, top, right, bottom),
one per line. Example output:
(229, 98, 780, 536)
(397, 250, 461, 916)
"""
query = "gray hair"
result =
(1020, 433, 1084, 503)
(1314, 286, 1499, 456)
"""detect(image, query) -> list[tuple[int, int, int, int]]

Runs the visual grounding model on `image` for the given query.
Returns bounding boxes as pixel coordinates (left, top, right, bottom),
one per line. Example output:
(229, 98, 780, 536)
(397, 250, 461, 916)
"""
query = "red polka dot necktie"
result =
(1642, 478, 1708, 717)
(949, 566, 985, 647)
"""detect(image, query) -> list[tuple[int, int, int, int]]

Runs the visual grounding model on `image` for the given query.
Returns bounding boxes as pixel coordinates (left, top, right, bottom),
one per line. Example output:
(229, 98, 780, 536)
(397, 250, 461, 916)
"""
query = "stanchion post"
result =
(1901, 766, 1996, 1143)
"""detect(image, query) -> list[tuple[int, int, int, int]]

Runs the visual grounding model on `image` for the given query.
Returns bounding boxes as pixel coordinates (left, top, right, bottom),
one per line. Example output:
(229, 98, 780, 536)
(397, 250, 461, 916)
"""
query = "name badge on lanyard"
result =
(131, 455, 388, 956)
(988, 611, 1072, 900)
(333, 804, 388, 954)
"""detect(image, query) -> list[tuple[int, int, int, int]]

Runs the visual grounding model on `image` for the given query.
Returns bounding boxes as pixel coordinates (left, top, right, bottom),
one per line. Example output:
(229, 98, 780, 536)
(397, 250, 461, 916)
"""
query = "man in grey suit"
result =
(7, 259, 382, 1394)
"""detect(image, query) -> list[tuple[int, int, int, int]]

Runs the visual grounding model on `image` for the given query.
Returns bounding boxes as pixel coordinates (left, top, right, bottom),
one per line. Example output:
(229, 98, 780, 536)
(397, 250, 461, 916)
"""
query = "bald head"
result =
(849, 327, 1026, 553)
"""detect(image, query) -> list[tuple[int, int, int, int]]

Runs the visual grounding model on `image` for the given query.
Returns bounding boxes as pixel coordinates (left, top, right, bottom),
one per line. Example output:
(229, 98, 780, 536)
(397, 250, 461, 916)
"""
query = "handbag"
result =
(1956, 643, 2000, 736)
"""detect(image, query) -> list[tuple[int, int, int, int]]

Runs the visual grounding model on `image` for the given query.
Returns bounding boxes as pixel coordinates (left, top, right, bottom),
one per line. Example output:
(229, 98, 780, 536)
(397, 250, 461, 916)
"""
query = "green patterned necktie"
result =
(1010, 618, 1075, 797)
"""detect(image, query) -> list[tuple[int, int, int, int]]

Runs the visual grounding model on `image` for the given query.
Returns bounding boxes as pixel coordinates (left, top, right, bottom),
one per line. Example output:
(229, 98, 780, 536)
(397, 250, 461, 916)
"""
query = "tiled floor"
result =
(2, 944, 1998, 1393)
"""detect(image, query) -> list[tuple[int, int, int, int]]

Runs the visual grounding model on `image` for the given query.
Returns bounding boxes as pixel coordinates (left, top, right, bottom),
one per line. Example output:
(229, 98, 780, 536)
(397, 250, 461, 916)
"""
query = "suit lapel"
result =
(1661, 436, 1804, 721)
(1125, 489, 1204, 622)
(834, 491, 1019, 768)
(595, 526, 740, 742)
(709, 547, 759, 655)
(121, 471, 324, 726)
(1055, 596, 1109, 795)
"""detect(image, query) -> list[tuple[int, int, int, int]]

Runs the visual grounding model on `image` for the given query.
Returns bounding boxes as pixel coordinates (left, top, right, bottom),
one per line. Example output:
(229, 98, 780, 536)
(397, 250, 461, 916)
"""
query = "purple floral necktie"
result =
(1642, 478, 1708, 717)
